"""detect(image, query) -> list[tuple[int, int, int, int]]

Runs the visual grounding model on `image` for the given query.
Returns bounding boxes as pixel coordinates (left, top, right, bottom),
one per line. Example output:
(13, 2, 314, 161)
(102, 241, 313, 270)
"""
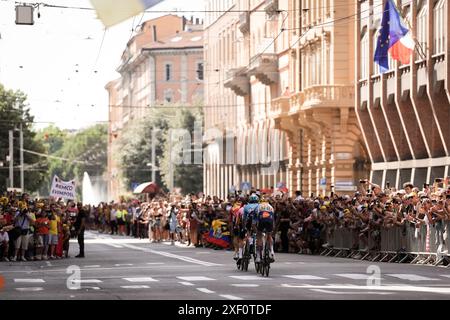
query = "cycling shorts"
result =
(257, 218, 274, 233)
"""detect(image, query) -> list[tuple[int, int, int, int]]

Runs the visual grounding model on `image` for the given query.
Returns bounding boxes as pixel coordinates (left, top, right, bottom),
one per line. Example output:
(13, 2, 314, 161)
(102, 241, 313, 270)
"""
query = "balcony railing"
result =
(224, 67, 250, 96)
(301, 85, 354, 109)
(269, 95, 290, 118)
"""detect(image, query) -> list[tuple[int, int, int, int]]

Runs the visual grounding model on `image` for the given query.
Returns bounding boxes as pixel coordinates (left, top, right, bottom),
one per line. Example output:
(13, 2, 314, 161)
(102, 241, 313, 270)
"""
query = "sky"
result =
(0, 0, 205, 130)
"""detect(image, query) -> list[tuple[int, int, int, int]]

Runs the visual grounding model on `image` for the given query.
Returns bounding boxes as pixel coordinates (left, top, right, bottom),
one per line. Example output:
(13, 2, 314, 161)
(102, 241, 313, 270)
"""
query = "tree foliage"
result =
(36, 124, 108, 197)
(116, 105, 204, 195)
(0, 84, 48, 193)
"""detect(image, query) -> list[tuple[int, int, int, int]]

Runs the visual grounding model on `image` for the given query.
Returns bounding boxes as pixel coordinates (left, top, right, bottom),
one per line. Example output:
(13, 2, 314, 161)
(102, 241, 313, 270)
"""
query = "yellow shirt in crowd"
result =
(49, 215, 60, 235)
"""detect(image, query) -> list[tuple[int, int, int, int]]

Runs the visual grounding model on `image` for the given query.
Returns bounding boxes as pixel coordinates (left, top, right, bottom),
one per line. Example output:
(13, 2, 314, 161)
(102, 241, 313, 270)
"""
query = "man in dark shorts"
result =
(74, 202, 86, 258)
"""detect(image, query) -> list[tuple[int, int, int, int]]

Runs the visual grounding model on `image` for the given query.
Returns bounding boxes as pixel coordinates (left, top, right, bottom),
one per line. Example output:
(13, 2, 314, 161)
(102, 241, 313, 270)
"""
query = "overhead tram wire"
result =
(10, 1, 378, 13)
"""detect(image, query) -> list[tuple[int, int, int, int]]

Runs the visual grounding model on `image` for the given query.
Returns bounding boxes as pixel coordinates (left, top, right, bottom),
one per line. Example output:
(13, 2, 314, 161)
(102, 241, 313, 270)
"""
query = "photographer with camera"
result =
(11, 205, 35, 262)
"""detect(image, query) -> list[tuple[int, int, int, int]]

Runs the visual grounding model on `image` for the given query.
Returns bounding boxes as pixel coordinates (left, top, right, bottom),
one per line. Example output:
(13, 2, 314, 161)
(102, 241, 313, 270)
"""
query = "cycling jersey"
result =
(256, 202, 274, 222)
(243, 203, 259, 228)
(256, 202, 275, 233)
(231, 203, 243, 228)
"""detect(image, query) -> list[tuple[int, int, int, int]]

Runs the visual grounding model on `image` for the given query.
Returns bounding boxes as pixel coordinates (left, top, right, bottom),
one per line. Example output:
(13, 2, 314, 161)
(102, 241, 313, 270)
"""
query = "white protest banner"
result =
(50, 176, 76, 200)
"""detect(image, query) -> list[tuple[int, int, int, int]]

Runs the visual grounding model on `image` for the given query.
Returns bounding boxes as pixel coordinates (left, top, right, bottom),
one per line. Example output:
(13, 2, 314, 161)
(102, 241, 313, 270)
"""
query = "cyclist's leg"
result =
(263, 219, 275, 261)
(232, 225, 242, 260)
(255, 227, 263, 263)
(238, 231, 245, 259)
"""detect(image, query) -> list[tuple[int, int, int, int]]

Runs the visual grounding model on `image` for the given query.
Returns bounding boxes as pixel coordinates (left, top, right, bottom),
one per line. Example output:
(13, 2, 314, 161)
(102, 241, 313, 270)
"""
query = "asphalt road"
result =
(1, 231, 450, 300)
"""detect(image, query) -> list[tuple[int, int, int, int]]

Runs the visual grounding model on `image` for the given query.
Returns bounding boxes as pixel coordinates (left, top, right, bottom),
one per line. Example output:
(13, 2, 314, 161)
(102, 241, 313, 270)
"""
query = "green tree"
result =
(0, 84, 48, 193)
(160, 108, 204, 194)
(38, 124, 107, 197)
(116, 108, 170, 191)
(116, 105, 204, 195)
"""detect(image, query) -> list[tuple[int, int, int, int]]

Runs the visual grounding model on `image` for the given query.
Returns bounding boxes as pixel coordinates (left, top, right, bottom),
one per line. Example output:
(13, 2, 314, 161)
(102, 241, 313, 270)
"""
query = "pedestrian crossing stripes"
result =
(282, 275, 326, 280)
(334, 273, 378, 280)
(7, 273, 450, 297)
(123, 277, 159, 282)
(15, 287, 44, 292)
(220, 294, 243, 300)
(196, 288, 215, 294)
(387, 274, 440, 281)
(177, 276, 216, 281)
(231, 284, 260, 287)
(229, 275, 272, 281)
(14, 279, 45, 283)
(71, 279, 102, 283)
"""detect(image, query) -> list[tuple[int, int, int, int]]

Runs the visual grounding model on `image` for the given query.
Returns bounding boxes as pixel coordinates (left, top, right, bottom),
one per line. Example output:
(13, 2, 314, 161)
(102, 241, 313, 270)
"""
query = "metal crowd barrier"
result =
(321, 222, 450, 267)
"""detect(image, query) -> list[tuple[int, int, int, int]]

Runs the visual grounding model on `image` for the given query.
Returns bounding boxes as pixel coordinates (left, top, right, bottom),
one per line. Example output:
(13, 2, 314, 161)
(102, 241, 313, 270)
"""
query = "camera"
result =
(435, 178, 443, 183)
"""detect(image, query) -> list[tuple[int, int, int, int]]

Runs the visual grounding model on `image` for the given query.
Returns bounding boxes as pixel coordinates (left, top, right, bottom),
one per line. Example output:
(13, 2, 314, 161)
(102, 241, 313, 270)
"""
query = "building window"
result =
(417, 3, 428, 60)
(196, 62, 204, 80)
(361, 27, 368, 79)
(165, 63, 172, 81)
(373, 29, 380, 74)
(433, 0, 445, 55)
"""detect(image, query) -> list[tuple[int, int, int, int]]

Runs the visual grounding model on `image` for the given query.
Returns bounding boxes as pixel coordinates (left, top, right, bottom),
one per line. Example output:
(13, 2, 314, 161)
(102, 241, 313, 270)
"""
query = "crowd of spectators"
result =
(1, 178, 449, 263)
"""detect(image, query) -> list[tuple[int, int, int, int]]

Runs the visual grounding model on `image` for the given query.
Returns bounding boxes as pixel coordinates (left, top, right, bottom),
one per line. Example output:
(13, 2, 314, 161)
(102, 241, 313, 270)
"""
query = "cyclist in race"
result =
(242, 193, 260, 257)
(255, 196, 275, 263)
(230, 198, 245, 261)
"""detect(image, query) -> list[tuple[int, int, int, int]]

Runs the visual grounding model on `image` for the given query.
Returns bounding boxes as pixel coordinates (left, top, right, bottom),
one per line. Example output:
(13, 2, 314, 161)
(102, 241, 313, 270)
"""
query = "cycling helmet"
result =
(248, 194, 259, 203)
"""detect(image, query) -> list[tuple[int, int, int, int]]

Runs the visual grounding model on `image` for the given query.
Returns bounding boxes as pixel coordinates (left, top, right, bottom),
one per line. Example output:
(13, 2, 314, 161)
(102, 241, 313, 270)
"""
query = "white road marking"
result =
(281, 284, 450, 294)
(14, 279, 45, 283)
(72, 279, 102, 283)
(179, 282, 195, 286)
(16, 287, 44, 292)
(283, 275, 327, 280)
(85, 286, 101, 290)
(120, 243, 222, 267)
(146, 262, 165, 265)
(229, 275, 271, 281)
(220, 294, 244, 300)
(84, 265, 101, 268)
(387, 274, 440, 281)
(310, 289, 393, 295)
(115, 264, 133, 267)
(121, 285, 150, 289)
(334, 273, 375, 280)
(441, 275, 450, 279)
(177, 276, 216, 281)
(106, 244, 124, 248)
(196, 288, 216, 294)
(231, 284, 260, 288)
(123, 277, 159, 282)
